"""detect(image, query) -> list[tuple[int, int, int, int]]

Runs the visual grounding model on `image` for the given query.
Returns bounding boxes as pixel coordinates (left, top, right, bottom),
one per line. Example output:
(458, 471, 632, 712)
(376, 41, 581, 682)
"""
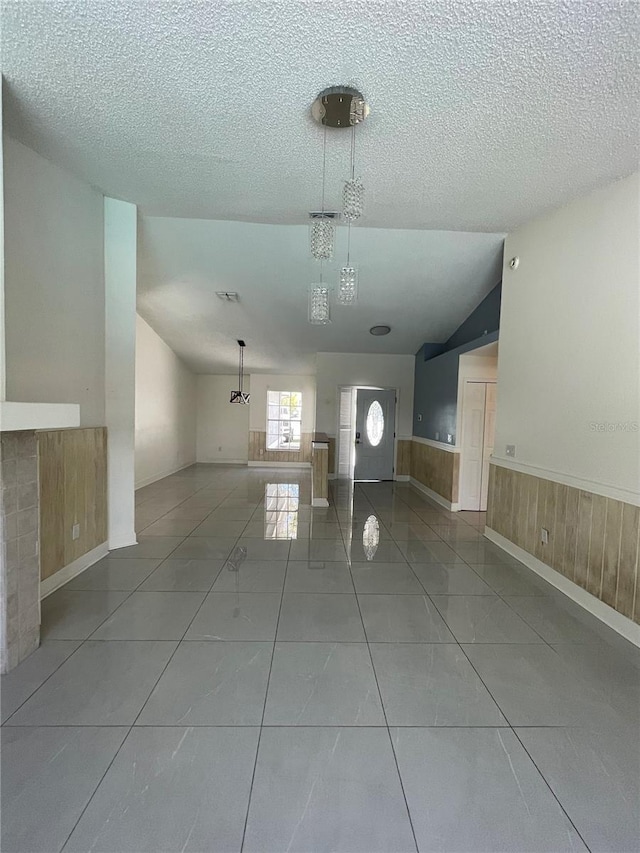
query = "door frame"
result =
(459, 379, 497, 511)
(335, 385, 400, 481)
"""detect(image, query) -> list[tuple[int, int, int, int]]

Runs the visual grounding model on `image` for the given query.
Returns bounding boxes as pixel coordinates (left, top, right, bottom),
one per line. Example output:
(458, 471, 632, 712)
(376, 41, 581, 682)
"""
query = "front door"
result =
(354, 389, 396, 481)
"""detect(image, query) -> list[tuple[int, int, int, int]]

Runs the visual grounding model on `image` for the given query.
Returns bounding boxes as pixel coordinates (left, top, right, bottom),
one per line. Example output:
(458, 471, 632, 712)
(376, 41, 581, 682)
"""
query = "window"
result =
(366, 400, 384, 446)
(267, 391, 302, 451)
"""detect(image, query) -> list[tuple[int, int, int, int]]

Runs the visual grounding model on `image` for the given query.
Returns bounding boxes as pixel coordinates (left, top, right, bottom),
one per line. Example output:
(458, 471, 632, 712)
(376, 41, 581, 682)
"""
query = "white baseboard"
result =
(40, 542, 109, 599)
(409, 477, 460, 511)
(195, 459, 248, 465)
(394, 474, 410, 482)
(485, 527, 640, 648)
(248, 461, 311, 468)
(135, 461, 195, 490)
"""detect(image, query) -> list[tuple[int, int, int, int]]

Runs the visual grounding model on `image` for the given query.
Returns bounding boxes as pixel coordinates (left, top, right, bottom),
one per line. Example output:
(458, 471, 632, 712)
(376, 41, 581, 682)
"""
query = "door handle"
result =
(355, 431, 361, 445)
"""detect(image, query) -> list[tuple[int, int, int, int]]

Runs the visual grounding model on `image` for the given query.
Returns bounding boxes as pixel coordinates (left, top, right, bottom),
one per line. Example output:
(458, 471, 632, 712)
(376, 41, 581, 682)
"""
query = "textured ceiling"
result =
(3, 0, 639, 231)
(137, 217, 504, 374)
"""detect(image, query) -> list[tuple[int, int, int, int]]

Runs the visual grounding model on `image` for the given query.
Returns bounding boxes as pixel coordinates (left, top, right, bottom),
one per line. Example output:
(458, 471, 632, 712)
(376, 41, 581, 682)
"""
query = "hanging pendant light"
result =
(310, 125, 335, 260)
(230, 340, 250, 404)
(343, 124, 364, 221)
(309, 262, 331, 324)
(337, 220, 358, 305)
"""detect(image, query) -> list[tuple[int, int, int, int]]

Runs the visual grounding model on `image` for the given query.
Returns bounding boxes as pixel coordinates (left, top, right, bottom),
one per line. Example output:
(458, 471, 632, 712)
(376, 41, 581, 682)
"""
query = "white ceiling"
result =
(2, 0, 638, 231)
(3, 0, 637, 374)
(137, 218, 503, 374)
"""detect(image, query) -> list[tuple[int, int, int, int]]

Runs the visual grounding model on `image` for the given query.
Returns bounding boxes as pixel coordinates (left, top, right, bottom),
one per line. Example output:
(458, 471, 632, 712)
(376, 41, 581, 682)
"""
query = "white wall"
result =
(249, 374, 317, 434)
(315, 352, 415, 438)
(197, 375, 250, 463)
(105, 198, 137, 548)
(3, 135, 105, 425)
(495, 172, 640, 501)
(135, 314, 197, 488)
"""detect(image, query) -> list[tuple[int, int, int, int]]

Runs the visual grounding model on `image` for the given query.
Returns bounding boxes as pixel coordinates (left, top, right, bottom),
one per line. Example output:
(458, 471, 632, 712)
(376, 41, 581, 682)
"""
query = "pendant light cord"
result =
(321, 123, 327, 213)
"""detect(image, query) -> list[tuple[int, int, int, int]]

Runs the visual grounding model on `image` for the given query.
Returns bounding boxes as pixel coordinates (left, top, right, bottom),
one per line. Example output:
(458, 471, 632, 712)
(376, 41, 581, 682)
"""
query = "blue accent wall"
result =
(412, 282, 501, 443)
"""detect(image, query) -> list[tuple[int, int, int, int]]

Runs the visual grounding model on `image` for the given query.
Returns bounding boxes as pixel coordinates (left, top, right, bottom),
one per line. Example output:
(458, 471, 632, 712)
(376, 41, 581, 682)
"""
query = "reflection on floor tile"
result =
(5, 465, 638, 853)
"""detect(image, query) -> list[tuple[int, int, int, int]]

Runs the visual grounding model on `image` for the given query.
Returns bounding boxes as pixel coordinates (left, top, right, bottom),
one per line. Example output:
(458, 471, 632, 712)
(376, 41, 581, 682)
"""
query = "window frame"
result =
(266, 390, 303, 452)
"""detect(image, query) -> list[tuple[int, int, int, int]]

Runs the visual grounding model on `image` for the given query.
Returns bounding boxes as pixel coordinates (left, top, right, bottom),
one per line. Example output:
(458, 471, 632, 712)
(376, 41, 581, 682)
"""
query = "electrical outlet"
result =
(541, 528, 549, 545)
(72, 523, 80, 541)
(435, 431, 440, 441)
(417, 414, 422, 422)
(447, 434, 453, 443)
(506, 444, 516, 457)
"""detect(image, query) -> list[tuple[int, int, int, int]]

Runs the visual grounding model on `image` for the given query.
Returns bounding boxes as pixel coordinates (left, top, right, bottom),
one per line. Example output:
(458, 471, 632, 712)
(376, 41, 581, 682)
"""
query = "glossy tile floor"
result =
(2, 465, 639, 852)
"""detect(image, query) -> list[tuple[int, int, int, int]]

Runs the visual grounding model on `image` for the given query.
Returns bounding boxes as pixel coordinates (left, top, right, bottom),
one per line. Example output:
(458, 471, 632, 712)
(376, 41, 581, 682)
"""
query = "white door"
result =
(354, 389, 396, 481)
(460, 381, 496, 511)
(481, 383, 497, 511)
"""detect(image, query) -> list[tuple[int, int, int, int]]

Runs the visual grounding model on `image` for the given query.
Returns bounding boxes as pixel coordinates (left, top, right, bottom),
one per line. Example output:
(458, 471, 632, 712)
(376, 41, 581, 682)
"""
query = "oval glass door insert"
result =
(366, 400, 384, 446)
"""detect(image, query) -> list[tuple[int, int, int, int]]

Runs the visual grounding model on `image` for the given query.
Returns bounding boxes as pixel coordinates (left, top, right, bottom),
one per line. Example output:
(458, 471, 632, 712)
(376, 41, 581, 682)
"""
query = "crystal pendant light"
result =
(309, 265, 331, 324)
(310, 126, 335, 260)
(310, 216, 335, 261)
(343, 125, 364, 221)
(337, 221, 358, 305)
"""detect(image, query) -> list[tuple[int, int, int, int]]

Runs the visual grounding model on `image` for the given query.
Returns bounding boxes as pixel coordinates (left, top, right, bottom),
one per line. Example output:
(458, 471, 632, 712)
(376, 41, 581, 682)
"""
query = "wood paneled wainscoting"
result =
(38, 427, 108, 593)
(410, 439, 460, 509)
(248, 431, 312, 465)
(487, 462, 639, 628)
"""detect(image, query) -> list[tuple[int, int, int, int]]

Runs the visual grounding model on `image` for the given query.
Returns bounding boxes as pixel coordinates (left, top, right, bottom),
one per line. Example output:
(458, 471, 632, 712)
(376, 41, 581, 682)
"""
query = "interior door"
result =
(354, 389, 396, 481)
(480, 383, 497, 511)
(460, 382, 487, 510)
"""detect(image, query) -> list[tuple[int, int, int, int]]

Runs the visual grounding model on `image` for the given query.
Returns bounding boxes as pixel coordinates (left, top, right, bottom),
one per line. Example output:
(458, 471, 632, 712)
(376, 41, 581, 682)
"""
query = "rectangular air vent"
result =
(216, 291, 240, 301)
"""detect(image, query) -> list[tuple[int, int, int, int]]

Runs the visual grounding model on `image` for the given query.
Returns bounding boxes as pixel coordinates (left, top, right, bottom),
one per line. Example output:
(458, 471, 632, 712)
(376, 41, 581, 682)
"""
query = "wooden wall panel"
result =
(248, 431, 312, 464)
(38, 428, 108, 581)
(396, 440, 412, 476)
(410, 441, 458, 503)
(487, 463, 639, 625)
(327, 437, 336, 476)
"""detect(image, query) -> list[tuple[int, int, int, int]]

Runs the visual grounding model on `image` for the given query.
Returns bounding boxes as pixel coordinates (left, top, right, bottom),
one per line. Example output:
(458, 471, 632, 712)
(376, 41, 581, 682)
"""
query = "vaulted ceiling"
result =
(3, 0, 638, 372)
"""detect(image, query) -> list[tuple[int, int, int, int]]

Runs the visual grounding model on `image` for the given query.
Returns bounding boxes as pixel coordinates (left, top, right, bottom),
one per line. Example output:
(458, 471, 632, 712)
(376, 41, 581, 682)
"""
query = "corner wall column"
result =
(104, 197, 137, 549)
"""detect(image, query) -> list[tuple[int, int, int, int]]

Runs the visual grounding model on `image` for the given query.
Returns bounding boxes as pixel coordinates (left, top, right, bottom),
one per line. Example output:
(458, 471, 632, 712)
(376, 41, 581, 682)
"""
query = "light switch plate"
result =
(72, 523, 80, 541)
(541, 528, 549, 545)
(506, 445, 516, 457)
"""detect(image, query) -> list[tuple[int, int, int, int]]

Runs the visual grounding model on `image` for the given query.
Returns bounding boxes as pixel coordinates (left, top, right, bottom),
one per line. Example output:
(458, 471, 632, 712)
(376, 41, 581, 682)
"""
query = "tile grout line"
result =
(342, 490, 421, 853)
(239, 539, 292, 852)
(53, 535, 234, 853)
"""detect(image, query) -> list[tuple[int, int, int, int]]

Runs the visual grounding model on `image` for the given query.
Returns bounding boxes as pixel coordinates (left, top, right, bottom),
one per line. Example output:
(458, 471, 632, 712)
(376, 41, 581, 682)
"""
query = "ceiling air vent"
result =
(216, 292, 240, 301)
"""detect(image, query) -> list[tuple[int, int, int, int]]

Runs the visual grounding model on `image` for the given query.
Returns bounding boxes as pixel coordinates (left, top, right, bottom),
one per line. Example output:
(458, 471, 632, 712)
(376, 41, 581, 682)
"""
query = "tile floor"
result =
(2, 465, 639, 852)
